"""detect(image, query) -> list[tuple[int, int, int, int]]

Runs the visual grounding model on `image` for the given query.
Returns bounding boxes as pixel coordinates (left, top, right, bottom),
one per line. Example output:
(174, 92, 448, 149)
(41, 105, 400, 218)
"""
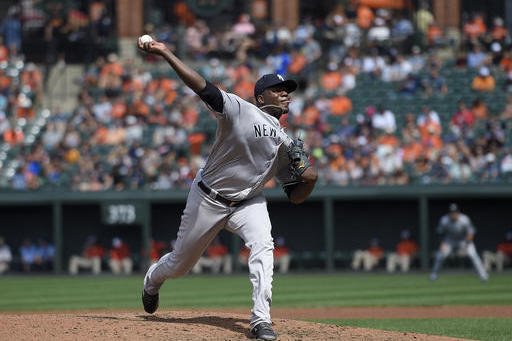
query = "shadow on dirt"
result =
(80, 314, 251, 338)
(140, 315, 251, 338)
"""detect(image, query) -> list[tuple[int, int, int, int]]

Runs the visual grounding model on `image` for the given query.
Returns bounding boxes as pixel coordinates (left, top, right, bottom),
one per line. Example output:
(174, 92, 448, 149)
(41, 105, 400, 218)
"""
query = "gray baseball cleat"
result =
(142, 289, 159, 314)
(251, 322, 277, 340)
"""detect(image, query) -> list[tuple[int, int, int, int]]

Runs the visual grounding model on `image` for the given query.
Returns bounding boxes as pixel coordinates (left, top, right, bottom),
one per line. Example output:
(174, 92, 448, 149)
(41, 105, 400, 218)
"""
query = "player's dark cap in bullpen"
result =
(449, 203, 459, 212)
(254, 74, 298, 98)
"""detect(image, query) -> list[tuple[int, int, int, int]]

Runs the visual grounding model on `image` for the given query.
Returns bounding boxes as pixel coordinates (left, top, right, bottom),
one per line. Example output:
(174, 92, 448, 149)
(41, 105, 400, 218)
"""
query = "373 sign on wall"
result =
(101, 202, 144, 225)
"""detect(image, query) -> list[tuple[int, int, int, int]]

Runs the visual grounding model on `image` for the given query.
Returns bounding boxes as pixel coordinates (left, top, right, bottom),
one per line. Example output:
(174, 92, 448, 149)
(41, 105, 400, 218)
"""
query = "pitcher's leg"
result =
(227, 196, 274, 329)
(144, 186, 229, 294)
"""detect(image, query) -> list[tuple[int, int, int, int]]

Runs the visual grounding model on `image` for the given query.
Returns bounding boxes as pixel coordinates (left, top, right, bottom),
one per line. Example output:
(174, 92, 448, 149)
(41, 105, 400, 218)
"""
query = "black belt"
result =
(198, 181, 242, 207)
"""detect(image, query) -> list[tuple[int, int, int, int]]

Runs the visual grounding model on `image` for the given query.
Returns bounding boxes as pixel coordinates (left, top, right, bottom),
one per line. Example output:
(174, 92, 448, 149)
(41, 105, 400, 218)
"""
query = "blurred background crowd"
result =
(1, 0, 512, 191)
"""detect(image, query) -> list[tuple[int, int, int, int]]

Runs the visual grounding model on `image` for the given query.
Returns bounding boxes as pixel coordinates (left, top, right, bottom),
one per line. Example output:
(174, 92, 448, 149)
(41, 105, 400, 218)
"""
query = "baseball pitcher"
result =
(430, 203, 488, 281)
(138, 37, 317, 341)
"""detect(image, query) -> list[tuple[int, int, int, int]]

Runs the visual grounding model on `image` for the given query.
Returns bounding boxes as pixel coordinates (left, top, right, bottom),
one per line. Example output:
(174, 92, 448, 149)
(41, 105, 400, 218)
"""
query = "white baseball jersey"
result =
(201, 90, 296, 201)
(437, 214, 475, 242)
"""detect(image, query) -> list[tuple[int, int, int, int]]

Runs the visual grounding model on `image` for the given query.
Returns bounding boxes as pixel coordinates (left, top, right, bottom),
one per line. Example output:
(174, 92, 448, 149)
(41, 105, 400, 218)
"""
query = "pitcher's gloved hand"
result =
(287, 139, 310, 178)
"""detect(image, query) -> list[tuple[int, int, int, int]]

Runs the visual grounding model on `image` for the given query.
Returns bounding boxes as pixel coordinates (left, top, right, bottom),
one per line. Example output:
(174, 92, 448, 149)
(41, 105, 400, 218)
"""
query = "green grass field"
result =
(1, 272, 511, 340)
(318, 318, 512, 341)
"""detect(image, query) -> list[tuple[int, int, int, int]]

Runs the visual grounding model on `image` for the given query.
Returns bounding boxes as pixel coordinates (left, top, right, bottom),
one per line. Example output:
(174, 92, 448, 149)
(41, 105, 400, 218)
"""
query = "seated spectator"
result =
(386, 230, 419, 273)
(351, 238, 384, 271)
(108, 237, 132, 275)
(356, 4, 374, 30)
(491, 17, 508, 44)
(340, 66, 356, 92)
(232, 13, 255, 37)
(402, 112, 421, 140)
(391, 16, 414, 43)
(372, 105, 396, 133)
(417, 106, 442, 143)
(483, 230, 512, 272)
(0, 236, 12, 274)
(398, 74, 421, 96)
(402, 138, 423, 164)
(470, 98, 488, 121)
(466, 44, 487, 69)
(450, 100, 475, 138)
(320, 63, 342, 93)
(274, 237, 291, 274)
(417, 105, 440, 126)
(472, 67, 495, 92)
(427, 21, 443, 46)
(422, 68, 448, 96)
(382, 54, 412, 82)
(361, 49, 385, 79)
(463, 14, 486, 46)
(69, 235, 105, 275)
(192, 237, 232, 274)
(34, 239, 55, 271)
(3, 126, 24, 145)
(368, 17, 390, 43)
(329, 92, 353, 116)
(19, 239, 37, 272)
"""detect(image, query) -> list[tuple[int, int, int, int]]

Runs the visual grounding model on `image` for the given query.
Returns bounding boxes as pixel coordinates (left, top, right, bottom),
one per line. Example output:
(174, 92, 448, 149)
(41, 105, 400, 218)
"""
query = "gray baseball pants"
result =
(144, 176, 274, 328)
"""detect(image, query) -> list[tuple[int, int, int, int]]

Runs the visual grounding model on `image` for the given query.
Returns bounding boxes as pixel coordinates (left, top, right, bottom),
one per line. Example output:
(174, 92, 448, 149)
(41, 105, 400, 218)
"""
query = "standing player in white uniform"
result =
(138, 38, 317, 340)
(430, 203, 488, 281)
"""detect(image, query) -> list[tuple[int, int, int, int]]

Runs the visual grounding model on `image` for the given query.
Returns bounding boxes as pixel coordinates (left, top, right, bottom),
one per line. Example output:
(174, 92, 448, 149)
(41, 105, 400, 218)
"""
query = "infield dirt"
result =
(0, 309, 477, 340)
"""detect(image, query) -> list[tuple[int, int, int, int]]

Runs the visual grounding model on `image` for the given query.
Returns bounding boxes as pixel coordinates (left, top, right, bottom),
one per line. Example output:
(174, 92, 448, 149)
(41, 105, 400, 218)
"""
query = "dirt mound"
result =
(0, 310, 464, 340)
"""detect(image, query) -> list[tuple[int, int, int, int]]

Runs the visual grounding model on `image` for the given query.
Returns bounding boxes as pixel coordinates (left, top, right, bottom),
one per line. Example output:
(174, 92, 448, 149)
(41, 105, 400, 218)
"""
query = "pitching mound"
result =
(0, 310, 463, 340)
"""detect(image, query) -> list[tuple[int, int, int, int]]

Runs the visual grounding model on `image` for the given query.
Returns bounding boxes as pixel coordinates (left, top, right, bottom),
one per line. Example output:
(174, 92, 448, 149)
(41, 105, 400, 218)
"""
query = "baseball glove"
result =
(287, 139, 310, 178)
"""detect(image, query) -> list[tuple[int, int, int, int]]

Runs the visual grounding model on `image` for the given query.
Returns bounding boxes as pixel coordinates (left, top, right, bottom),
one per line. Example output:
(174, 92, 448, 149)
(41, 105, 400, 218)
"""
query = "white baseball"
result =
(139, 35, 153, 44)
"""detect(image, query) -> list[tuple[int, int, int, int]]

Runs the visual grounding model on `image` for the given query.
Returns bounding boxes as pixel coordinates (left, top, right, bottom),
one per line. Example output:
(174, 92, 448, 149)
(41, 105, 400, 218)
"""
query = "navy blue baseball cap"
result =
(254, 74, 298, 99)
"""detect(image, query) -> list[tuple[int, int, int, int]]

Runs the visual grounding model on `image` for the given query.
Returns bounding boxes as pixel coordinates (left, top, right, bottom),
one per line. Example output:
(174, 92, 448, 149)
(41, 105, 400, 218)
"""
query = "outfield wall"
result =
(1, 184, 511, 273)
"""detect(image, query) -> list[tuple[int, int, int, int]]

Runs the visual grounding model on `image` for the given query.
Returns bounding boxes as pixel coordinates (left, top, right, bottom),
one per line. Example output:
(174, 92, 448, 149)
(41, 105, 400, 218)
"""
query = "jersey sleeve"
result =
(198, 81, 224, 113)
(197, 82, 247, 120)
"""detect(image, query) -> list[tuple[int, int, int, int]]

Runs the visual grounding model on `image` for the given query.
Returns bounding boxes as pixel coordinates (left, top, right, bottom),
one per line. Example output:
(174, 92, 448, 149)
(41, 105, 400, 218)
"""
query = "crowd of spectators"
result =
(11, 0, 116, 64)
(2, 2, 512, 190)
